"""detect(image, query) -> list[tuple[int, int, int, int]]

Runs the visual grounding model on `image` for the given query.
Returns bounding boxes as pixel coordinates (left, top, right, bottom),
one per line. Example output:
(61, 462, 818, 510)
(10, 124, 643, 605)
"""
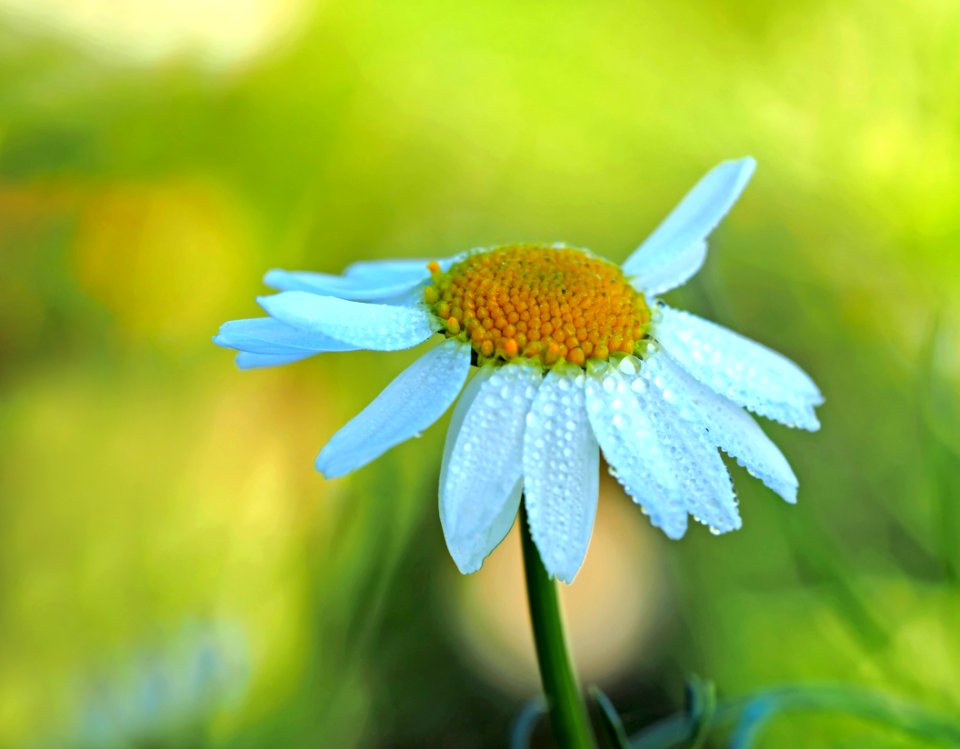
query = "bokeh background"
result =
(2, 1, 959, 747)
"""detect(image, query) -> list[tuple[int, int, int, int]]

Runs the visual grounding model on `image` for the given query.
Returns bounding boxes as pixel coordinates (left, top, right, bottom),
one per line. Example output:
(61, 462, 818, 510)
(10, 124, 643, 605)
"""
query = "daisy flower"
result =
(215, 157, 822, 583)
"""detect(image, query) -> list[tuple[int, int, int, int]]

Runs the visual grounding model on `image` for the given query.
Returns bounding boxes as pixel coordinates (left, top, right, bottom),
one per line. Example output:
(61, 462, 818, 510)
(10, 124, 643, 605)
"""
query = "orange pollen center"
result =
(423, 244, 650, 367)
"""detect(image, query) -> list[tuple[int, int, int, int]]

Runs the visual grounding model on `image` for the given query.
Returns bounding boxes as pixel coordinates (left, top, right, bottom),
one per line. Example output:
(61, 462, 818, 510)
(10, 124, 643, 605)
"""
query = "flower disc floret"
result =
(424, 244, 651, 367)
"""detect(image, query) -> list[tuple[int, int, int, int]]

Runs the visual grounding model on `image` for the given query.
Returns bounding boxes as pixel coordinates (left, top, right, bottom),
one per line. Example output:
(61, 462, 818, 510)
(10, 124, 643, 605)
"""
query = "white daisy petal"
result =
(344, 254, 462, 282)
(584, 361, 688, 538)
(263, 269, 424, 301)
(627, 240, 708, 298)
(644, 350, 798, 503)
(214, 318, 359, 355)
(384, 287, 435, 308)
(235, 351, 315, 369)
(630, 356, 741, 533)
(440, 364, 541, 574)
(317, 339, 471, 478)
(622, 157, 756, 295)
(344, 258, 434, 282)
(440, 366, 491, 489)
(654, 304, 822, 430)
(258, 292, 439, 351)
(523, 367, 600, 583)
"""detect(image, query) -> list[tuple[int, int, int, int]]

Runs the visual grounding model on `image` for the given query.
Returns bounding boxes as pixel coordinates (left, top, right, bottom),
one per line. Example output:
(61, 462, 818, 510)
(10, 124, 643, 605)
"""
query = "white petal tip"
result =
(453, 557, 483, 575)
(721, 157, 756, 184)
(657, 522, 688, 541)
(262, 269, 284, 287)
(447, 543, 487, 575)
(772, 480, 799, 504)
(798, 415, 821, 432)
(542, 557, 581, 585)
(710, 520, 742, 535)
(314, 453, 348, 479)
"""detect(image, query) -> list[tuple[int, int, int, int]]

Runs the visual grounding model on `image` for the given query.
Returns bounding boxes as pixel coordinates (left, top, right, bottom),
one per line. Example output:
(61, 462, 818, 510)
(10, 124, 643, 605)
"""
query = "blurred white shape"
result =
(65, 621, 250, 748)
(450, 477, 668, 693)
(0, 0, 308, 69)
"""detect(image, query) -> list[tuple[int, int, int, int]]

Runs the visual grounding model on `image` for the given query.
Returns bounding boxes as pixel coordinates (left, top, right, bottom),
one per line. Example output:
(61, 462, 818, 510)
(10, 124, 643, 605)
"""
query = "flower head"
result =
(215, 158, 822, 582)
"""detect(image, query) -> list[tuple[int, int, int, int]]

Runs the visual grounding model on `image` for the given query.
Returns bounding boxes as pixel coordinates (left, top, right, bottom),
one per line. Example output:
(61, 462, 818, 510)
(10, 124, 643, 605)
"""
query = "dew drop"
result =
(618, 357, 638, 375)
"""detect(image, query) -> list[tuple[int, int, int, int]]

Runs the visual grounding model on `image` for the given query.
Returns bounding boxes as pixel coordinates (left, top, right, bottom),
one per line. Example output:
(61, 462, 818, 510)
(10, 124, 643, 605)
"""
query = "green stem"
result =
(520, 502, 597, 749)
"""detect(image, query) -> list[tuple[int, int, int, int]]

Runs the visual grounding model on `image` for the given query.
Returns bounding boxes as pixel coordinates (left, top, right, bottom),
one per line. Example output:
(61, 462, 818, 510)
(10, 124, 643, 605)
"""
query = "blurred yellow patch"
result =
(0, 361, 338, 745)
(73, 180, 251, 345)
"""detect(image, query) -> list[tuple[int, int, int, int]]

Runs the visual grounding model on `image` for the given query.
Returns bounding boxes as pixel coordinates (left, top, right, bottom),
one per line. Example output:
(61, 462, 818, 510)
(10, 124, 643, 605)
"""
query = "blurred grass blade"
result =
(631, 684, 960, 748)
(590, 686, 630, 749)
(727, 698, 777, 749)
(510, 697, 547, 749)
(918, 313, 960, 583)
(685, 675, 716, 749)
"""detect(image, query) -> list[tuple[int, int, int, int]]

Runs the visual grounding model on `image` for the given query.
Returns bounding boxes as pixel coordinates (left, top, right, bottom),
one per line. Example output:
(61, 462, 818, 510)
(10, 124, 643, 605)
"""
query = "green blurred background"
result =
(2, 1, 959, 746)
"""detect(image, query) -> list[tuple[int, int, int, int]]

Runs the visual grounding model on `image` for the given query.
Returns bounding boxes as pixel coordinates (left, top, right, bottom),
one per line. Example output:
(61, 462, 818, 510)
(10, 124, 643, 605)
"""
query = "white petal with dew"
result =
(523, 367, 600, 583)
(214, 317, 359, 355)
(344, 254, 461, 282)
(643, 350, 798, 502)
(622, 157, 756, 295)
(584, 361, 687, 538)
(235, 351, 315, 369)
(654, 305, 822, 430)
(440, 364, 541, 574)
(263, 269, 423, 302)
(259, 292, 438, 351)
(317, 339, 471, 478)
(345, 258, 435, 282)
(625, 355, 741, 533)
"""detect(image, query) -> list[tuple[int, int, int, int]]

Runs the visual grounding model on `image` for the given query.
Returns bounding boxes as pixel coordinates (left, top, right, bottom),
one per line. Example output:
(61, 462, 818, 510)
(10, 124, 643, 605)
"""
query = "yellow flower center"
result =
(424, 243, 650, 367)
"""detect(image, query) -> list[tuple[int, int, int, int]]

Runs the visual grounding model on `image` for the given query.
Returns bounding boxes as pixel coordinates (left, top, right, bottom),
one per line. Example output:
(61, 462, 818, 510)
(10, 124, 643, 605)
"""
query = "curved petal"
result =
(344, 253, 462, 281)
(654, 304, 822, 430)
(235, 351, 315, 369)
(622, 157, 756, 295)
(624, 354, 741, 533)
(644, 350, 798, 502)
(258, 292, 439, 351)
(317, 339, 471, 478)
(263, 269, 424, 302)
(523, 367, 599, 583)
(214, 318, 359, 355)
(440, 363, 541, 574)
(584, 361, 688, 538)
(344, 258, 435, 282)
